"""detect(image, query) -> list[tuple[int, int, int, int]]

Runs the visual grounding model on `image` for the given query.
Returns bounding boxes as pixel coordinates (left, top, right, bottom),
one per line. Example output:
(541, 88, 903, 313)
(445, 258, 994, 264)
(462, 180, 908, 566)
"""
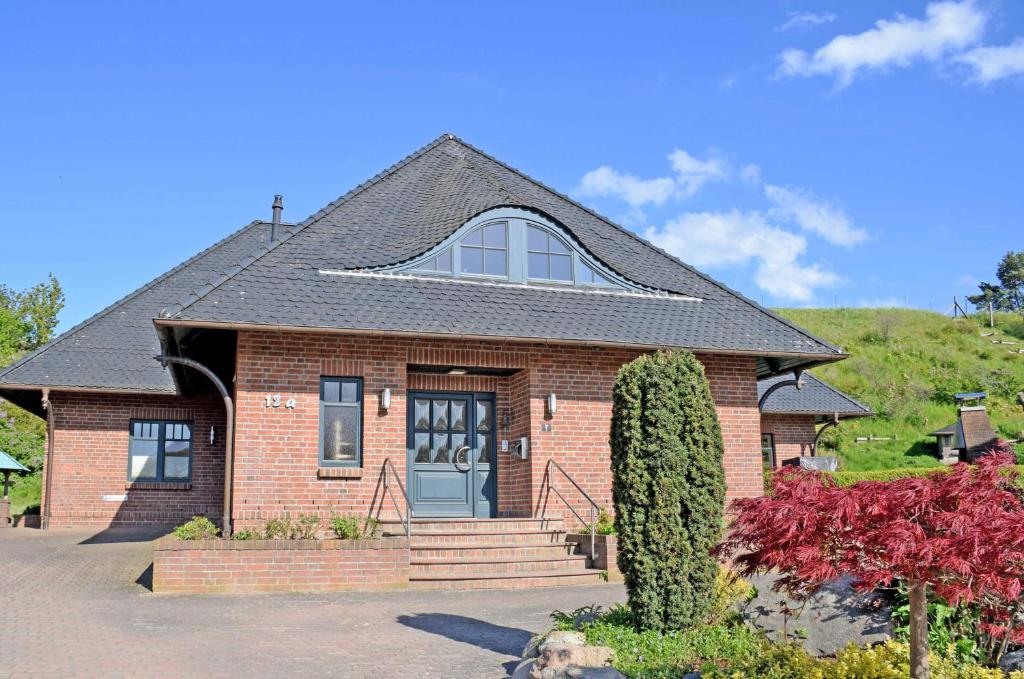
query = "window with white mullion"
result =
(526, 224, 572, 282)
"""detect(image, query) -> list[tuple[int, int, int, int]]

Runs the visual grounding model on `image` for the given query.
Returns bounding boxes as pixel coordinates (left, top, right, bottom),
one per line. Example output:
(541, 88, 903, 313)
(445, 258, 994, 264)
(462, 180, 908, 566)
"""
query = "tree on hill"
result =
(0, 274, 64, 473)
(968, 250, 1024, 313)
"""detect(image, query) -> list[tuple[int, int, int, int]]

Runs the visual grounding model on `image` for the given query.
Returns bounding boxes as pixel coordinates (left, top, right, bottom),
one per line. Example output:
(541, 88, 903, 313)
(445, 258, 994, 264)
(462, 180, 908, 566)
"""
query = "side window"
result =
(128, 420, 192, 483)
(412, 248, 452, 273)
(526, 225, 572, 282)
(320, 377, 363, 467)
(460, 222, 508, 277)
(760, 433, 776, 469)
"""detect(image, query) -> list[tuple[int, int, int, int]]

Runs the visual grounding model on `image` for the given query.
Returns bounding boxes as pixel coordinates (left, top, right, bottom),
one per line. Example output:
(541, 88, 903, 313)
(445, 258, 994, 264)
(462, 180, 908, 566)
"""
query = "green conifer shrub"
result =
(610, 349, 726, 630)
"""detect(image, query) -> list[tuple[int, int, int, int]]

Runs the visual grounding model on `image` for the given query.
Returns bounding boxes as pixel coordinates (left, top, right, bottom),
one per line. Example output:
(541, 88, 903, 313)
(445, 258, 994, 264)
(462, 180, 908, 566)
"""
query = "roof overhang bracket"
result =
(758, 368, 804, 412)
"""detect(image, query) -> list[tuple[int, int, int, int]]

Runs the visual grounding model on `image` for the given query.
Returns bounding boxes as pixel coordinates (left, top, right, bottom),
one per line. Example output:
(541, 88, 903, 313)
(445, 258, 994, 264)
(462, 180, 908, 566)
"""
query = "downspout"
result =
(41, 388, 53, 530)
(154, 355, 234, 536)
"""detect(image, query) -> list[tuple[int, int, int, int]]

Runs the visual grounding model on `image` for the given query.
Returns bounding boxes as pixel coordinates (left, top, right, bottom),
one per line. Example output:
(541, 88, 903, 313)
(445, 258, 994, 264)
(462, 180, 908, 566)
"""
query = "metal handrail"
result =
(543, 459, 601, 561)
(381, 458, 413, 538)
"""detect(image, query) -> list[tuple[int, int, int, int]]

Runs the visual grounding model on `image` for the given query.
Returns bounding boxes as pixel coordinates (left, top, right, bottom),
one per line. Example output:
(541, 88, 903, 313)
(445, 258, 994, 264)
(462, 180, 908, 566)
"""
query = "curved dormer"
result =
(380, 207, 656, 294)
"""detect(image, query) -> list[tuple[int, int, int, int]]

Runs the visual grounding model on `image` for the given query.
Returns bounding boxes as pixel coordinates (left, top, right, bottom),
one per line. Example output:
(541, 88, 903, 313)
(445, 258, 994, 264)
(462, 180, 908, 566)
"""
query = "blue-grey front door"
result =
(408, 391, 496, 518)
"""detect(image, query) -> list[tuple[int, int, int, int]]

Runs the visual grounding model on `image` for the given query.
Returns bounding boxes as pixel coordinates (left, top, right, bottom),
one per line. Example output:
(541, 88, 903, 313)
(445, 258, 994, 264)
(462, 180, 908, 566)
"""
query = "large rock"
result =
(1000, 649, 1024, 672)
(534, 645, 614, 673)
(524, 630, 586, 659)
(511, 660, 626, 679)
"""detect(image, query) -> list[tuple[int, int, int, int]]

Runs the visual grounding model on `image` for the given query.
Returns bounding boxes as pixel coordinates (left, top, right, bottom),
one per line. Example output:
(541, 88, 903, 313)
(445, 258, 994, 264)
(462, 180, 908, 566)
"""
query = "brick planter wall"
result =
(567, 532, 620, 581)
(152, 536, 410, 594)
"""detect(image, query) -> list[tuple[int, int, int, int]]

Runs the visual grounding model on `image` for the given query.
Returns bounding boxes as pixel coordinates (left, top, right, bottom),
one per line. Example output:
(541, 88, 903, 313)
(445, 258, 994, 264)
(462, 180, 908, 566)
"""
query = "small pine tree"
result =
(610, 349, 726, 630)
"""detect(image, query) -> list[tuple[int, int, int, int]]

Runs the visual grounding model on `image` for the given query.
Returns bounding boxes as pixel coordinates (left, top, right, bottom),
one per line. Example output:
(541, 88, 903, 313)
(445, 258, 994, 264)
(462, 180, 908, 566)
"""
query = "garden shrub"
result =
(704, 568, 753, 626)
(231, 529, 258, 541)
(610, 349, 726, 631)
(173, 515, 220, 540)
(20, 502, 40, 516)
(330, 515, 379, 539)
(260, 514, 322, 540)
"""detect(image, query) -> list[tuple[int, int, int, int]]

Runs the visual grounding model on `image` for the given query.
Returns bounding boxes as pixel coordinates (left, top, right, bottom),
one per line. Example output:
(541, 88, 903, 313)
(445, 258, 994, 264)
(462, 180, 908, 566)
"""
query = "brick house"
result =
(757, 372, 872, 468)
(0, 134, 851, 539)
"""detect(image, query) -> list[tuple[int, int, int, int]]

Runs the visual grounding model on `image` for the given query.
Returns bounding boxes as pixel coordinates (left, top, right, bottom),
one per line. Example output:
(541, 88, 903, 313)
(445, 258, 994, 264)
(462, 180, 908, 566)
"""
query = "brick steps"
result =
(410, 569, 605, 590)
(407, 530, 569, 546)
(394, 518, 605, 589)
(410, 554, 588, 575)
(411, 542, 579, 559)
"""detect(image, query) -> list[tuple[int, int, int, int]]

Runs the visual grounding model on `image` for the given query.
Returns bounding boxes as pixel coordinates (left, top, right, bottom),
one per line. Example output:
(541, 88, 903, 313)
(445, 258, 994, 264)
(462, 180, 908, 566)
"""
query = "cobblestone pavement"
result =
(0, 527, 625, 678)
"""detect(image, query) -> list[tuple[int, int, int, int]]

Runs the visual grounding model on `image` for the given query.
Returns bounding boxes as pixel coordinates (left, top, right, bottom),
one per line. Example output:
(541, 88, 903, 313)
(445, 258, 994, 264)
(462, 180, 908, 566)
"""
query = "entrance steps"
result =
(380, 517, 606, 590)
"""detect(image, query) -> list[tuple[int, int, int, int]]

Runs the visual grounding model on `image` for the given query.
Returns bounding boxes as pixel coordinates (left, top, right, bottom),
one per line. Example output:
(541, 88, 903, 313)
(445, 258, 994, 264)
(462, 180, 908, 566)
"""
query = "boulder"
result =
(539, 631, 586, 652)
(512, 661, 626, 679)
(522, 635, 544, 659)
(534, 644, 614, 673)
(1000, 649, 1024, 672)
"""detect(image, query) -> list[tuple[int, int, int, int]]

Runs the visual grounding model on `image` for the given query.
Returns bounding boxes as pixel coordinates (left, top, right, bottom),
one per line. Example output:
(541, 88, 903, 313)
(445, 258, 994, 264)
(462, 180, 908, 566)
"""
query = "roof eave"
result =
(153, 317, 847, 368)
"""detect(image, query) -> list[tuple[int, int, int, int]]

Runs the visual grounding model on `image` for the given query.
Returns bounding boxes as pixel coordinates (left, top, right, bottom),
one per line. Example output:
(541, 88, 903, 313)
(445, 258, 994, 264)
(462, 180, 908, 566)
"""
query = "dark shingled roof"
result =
(758, 372, 873, 419)
(1, 133, 844, 398)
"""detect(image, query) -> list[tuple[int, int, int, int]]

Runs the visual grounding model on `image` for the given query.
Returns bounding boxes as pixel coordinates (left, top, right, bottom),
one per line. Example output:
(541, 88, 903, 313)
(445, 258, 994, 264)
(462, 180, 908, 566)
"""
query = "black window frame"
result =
(760, 432, 776, 469)
(319, 376, 364, 468)
(127, 419, 194, 483)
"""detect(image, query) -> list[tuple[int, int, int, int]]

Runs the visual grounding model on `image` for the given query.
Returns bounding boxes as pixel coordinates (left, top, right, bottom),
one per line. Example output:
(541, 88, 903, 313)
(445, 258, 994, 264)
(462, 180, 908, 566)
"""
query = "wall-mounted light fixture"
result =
(210, 426, 216, 445)
(546, 393, 558, 417)
(381, 388, 392, 412)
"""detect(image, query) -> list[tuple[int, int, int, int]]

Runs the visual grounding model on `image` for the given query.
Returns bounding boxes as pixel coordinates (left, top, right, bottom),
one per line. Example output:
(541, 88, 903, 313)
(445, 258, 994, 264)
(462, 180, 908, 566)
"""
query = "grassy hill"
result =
(775, 308, 1024, 471)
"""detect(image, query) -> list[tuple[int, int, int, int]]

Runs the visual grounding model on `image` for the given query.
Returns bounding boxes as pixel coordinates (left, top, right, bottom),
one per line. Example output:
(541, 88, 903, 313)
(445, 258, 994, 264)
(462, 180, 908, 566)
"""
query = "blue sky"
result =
(1, 1, 1022, 332)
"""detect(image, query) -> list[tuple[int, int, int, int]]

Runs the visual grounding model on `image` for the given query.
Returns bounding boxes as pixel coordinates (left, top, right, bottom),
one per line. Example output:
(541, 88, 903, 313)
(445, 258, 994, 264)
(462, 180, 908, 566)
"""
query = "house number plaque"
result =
(264, 395, 297, 409)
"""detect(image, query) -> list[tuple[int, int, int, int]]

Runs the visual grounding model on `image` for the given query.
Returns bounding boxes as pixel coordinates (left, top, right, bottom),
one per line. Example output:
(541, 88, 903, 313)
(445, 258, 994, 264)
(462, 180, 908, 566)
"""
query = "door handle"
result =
(453, 445, 472, 472)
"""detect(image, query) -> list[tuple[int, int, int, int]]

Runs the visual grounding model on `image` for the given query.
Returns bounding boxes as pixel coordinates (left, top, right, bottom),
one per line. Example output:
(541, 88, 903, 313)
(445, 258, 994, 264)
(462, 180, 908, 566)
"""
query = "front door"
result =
(408, 391, 496, 517)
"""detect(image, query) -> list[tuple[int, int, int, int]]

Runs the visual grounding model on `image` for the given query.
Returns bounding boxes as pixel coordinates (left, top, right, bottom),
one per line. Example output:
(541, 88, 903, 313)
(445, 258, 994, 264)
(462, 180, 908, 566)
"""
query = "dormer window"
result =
(527, 225, 572, 282)
(460, 222, 507, 277)
(386, 207, 650, 294)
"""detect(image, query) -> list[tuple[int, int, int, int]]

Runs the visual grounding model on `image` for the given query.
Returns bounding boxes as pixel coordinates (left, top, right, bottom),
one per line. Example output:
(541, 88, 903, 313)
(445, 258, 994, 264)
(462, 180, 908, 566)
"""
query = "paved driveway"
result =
(0, 527, 624, 678)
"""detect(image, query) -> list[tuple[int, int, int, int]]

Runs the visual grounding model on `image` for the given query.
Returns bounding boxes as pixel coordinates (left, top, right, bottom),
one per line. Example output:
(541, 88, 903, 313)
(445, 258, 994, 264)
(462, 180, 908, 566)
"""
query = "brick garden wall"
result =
(152, 536, 410, 593)
(760, 413, 817, 467)
(42, 392, 225, 528)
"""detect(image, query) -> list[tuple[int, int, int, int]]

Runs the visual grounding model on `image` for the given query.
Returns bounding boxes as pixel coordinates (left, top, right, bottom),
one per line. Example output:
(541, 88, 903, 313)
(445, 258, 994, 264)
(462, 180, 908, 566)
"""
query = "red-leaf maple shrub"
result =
(717, 445, 1024, 679)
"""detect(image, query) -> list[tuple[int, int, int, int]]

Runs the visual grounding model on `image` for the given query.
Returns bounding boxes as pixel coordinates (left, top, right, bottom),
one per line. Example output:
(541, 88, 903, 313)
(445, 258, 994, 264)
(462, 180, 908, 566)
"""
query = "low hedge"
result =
(764, 465, 1024, 492)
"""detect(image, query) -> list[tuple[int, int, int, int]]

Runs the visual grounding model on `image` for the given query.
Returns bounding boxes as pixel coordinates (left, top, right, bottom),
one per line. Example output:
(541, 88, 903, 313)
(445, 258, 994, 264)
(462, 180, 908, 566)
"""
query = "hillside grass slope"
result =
(775, 308, 1024, 471)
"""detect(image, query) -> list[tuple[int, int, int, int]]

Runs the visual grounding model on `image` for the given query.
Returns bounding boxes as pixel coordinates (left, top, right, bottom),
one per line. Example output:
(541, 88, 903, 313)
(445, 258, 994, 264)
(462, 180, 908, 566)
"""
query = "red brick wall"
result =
(760, 414, 817, 467)
(152, 536, 409, 593)
(43, 392, 225, 527)
(231, 331, 764, 528)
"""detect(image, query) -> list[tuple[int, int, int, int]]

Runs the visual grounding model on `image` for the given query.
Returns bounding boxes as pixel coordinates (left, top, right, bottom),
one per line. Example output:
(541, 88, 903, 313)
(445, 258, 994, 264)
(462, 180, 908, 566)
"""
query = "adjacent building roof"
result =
(0, 450, 28, 473)
(1, 133, 845, 401)
(758, 372, 873, 421)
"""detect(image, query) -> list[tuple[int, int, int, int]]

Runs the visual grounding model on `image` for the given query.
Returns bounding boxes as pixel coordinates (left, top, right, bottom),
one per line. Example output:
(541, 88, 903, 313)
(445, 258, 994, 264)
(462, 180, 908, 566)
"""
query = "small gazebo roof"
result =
(0, 451, 28, 473)
(929, 423, 958, 437)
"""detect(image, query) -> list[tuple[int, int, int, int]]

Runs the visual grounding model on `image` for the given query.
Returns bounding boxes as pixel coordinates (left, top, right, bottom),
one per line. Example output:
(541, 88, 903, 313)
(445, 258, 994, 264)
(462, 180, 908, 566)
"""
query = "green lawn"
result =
(775, 308, 1024, 471)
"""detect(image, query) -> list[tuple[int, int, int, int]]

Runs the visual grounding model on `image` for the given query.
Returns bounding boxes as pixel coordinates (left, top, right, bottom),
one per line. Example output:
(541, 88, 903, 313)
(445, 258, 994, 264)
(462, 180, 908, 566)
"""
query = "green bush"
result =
(704, 568, 753, 626)
(231, 529, 258, 541)
(824, 465, 1024, 489)
(330, 515, 379, 540)
(260, 514, 322, 540)
(610, 349, 726, 631)
(173, 516, 220, 540)
(20, 502, 40, 516)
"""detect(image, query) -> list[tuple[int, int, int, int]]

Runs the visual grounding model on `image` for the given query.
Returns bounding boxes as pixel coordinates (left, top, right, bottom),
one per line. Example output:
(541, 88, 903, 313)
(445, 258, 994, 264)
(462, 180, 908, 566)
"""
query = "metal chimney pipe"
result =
(270, 195, 283, 242)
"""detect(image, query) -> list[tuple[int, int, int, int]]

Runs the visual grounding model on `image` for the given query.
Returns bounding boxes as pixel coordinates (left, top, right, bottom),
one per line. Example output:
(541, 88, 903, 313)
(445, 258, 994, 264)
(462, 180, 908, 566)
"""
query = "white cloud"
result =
(855, 296, 906, 308)
(740, 164, 762, 185)
(779, 11, 837, 33)
(777, 0, 987, 88)
(577, 166, 676, 207)
(763, 184, 867, 246)
(643, 210, 840, 302)
(577, 149, 727, 206)
(954, 38, 1024, 83)
(668, 150, 729, 197)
